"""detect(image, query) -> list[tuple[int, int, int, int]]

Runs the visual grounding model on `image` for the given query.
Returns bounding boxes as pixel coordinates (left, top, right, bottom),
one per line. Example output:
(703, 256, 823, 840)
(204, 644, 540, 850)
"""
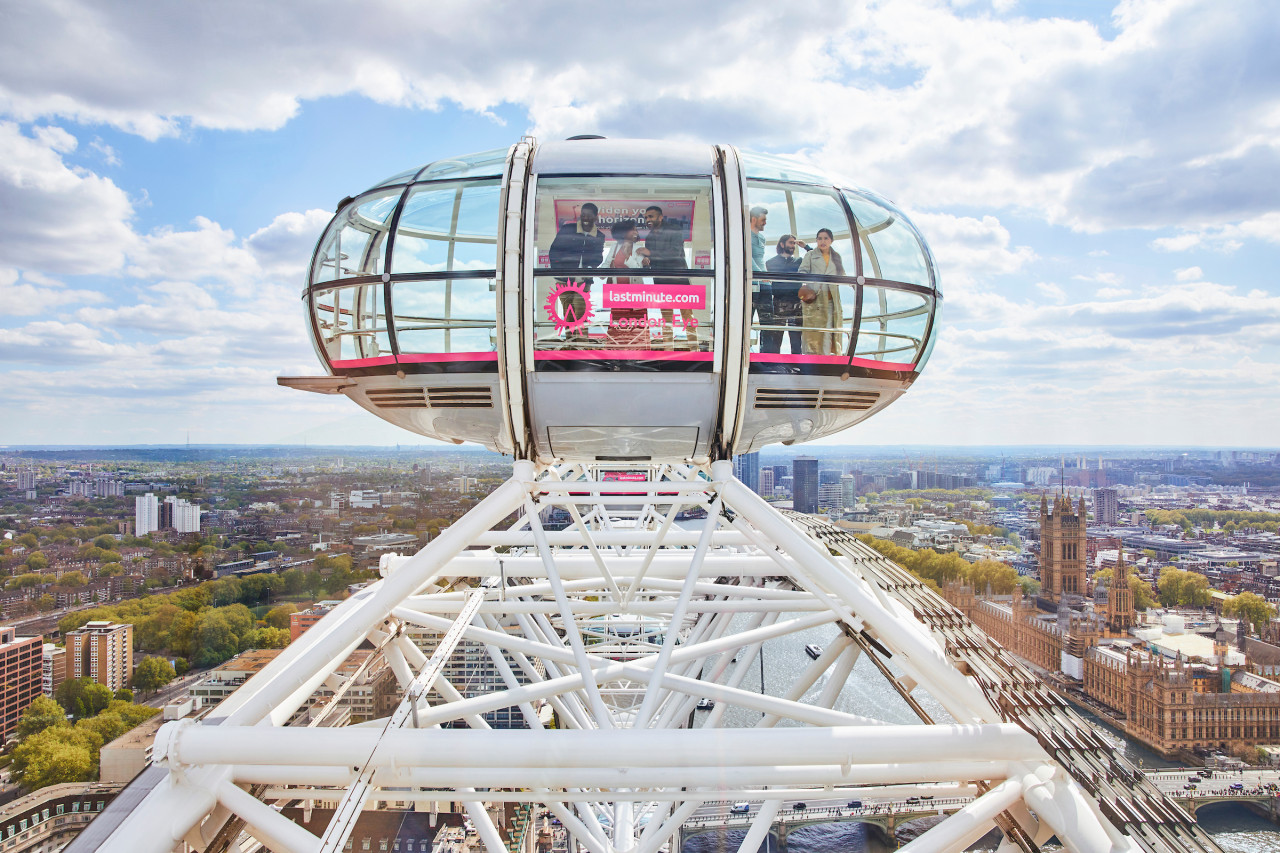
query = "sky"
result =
(1, 0, 1278, 449)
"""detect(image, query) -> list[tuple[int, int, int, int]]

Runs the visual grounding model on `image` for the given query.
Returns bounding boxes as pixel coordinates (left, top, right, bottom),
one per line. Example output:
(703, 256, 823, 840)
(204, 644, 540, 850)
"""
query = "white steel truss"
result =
(87, 460, 1157, 853)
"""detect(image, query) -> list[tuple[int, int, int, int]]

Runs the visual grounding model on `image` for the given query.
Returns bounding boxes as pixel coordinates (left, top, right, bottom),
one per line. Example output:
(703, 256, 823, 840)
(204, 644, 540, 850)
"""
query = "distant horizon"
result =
(2, 442, 1277, 453)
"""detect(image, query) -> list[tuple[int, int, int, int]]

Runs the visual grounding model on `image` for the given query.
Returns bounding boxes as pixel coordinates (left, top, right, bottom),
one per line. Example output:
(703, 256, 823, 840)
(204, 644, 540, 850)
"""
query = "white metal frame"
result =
(90, 461, 1142, 853)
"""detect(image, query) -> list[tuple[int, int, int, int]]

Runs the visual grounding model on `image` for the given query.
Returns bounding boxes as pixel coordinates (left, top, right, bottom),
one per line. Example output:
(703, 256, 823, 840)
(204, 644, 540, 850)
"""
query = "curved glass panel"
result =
(855, 286, 931, 365)
(416, 148, 508, 181)
(746, 183, 855, 275)
(370, 167, 421, 189)
(311, 282, 392, 363)
(749, 278, 854, 356)
(843, 191, 931, 288)
(392, 278, 497, 354)
(739, 151, 830, 185)
(531, 176, 716, 355)
(392, 180, 500, 273)
(310, 190, 401, 284)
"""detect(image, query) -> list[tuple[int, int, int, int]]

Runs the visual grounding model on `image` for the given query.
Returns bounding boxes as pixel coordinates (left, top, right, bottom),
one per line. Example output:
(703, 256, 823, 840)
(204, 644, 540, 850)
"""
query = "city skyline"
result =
(2, 1, 1278, 448)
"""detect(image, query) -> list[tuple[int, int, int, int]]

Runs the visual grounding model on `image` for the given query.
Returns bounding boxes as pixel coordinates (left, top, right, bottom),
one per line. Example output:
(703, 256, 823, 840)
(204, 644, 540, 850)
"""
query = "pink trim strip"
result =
(534, 350, 714, 362)
(749, 353, 916, 371)
(396, 352, 500, 363)
(329, 356, 398, 368)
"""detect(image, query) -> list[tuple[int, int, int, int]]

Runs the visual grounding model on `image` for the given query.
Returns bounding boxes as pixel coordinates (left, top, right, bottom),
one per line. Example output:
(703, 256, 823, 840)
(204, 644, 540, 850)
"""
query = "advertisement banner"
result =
(553, 199, 695, 241)
(602, 283, 707, 311)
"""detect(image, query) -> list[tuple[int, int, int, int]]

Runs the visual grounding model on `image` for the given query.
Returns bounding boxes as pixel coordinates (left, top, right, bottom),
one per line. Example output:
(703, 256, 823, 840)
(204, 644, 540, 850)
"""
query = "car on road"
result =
(731, 803, 750, 814)
(1188, 776, 1201, 783)
(905, 797, 921, 804)
(791, 803, 806, 811)
(1231, 783, 1244, 791)
(846, 800, 862, 809)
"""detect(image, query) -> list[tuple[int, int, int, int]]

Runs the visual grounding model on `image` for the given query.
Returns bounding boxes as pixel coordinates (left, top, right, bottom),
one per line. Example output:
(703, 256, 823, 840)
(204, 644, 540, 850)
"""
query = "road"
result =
(1147, 768, 1280, 800)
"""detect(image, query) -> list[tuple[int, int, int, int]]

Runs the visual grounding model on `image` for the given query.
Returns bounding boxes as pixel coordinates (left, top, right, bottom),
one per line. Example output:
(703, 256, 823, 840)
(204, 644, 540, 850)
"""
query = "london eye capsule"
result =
(280, 138, 941, 461)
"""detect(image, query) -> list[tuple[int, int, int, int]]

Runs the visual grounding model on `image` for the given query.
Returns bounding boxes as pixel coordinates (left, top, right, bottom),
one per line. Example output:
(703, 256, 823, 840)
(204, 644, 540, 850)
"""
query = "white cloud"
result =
(0, 268, 106, 316)
(1153, 213, 1280, 252)
(1035, 282, 1066, 303)
(89, 137, 120, 166)
(0, 0, 1276, 239)
(0, 121, 136, 274)
(908, 212, 1035, 290)
(245, 209, 333, 277)
(1174, 266, 1202, 281)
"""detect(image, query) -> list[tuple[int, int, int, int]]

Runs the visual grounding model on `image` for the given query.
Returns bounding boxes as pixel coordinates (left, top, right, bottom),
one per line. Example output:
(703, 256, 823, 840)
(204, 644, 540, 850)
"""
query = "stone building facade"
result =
(1039, 494, 1087, 604)
(944, 579, 1280, 759)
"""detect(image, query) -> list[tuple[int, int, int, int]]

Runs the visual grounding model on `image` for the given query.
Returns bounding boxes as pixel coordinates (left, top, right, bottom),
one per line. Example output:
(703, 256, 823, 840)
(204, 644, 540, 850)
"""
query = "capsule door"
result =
(522, 172, 725, 463)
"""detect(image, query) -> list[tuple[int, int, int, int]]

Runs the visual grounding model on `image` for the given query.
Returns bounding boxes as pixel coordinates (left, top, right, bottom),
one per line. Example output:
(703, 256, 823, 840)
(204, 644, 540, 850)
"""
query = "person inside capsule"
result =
(764, 233, 808, 354)
(797, 228, 844, 355)
(604, 220, 648, 348)
(549, 202, 605, 341)
(637, 205, 696, 348)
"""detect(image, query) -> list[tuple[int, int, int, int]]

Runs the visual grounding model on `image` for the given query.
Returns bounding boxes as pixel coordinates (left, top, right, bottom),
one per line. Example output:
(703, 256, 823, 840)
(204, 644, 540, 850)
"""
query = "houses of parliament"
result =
(942, 495, 1280, 759)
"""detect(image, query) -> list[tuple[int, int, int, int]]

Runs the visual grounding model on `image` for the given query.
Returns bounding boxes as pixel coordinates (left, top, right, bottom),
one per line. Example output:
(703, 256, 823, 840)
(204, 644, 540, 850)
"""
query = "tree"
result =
(7, 571, 41, 591)
(15, 696, 69, 741)
(1224, 592, 1275, 634)
(193, 611, 241, 668)
(77, 711, 129, 746)
(305, 569, 324, 599)
(282, 568, 305, 595)
(25, 552, 49, 571)
(114, 688, 134, 702)
(55, 678, 114, 720)
(1157, 568, 1213, 607)
(173, 657, 189, 676)
(132, 656, 177, 695)
(1130, 576, 1157, 611)
(10, 727, 96, 791)
(55, 571, 87, 588)
(264, 603, 297, 630)
(92, 534, 117, 549)
(16, 532, 38, 549)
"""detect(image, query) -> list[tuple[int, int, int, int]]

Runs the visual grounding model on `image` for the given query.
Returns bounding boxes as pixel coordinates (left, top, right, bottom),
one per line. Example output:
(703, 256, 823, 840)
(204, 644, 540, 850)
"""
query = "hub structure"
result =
(77, 139, 1219, 853)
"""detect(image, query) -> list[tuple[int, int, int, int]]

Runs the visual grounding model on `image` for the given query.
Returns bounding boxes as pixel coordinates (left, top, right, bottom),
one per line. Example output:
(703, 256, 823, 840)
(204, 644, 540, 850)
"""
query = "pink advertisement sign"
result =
(553, 199, 695, 241)
(602, 283, 707, 310)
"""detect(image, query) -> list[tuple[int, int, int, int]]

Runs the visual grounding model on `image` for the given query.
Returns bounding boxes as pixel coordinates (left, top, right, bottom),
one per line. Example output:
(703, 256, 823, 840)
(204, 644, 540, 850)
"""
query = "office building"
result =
(1094, 487, 1119, 526)
(135, 493, 159, 537)
(759, 468, 774, 497)
(818, 482, 841, 510)
(65, 621, 134, 692)
(840, 474, 858, 509)
(42, 643, 66, 698)
(733, 452, 760, 494)
(792, 457, 819, 514)
(0, 627, 43, 741)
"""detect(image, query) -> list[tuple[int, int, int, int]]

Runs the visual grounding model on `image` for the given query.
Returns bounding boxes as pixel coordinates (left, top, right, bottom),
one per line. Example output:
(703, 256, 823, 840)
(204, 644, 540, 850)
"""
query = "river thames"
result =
(680, 620, 1280, 853)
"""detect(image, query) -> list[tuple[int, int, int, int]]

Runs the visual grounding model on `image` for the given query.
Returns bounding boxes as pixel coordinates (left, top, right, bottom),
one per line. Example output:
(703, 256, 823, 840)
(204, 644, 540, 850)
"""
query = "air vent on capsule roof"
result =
(566, 134, 607, 140)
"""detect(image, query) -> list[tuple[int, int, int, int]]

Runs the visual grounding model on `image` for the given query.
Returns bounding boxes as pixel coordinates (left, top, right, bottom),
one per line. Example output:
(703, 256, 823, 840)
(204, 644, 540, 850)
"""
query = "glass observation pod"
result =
(280, 137, 941, 462)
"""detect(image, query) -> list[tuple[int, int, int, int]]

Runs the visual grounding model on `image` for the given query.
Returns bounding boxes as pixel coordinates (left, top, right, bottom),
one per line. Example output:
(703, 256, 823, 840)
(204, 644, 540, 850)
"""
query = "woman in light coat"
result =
(796, 228, 845, 355)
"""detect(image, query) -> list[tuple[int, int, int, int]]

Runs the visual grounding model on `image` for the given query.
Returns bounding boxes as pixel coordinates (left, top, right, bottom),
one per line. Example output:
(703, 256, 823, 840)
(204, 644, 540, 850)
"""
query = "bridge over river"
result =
(679, 770, 1280, 850)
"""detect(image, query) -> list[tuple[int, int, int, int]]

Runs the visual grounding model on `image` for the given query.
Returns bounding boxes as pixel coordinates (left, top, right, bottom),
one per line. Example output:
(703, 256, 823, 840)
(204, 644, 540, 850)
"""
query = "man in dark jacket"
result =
(637, 205, 694, 346)
(763, 234, 809, 353)
(548, 203, 605, 340)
